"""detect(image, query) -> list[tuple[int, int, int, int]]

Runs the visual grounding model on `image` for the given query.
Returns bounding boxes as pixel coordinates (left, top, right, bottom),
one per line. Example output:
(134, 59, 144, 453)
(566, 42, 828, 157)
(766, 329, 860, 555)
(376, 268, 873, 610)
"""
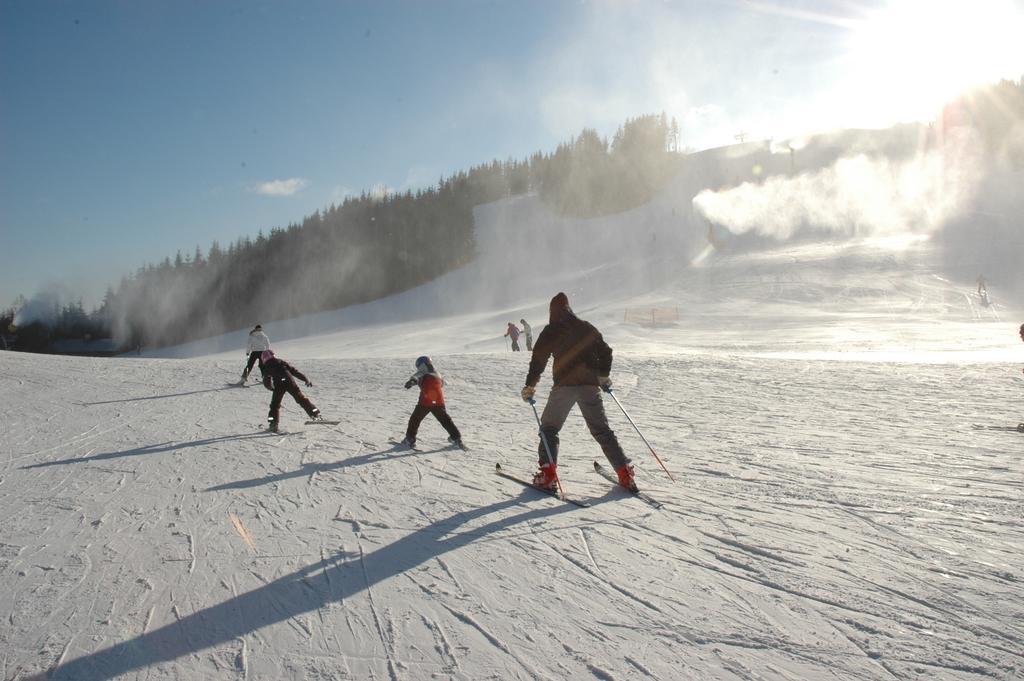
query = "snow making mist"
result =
(12, 284, 73, 327)
(470, 189, 706, 315)
(692, 132, 984, 244)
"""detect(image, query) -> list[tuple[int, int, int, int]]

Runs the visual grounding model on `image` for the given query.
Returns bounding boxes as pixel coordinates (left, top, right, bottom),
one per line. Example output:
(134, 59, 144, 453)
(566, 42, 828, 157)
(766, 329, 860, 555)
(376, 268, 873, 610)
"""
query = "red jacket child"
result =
(400, 356, 463, 449)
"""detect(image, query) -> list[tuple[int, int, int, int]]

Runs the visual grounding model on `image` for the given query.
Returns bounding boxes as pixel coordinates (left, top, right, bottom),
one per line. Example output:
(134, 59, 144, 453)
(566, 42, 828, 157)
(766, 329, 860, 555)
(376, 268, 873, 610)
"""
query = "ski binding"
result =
(593, 461, 663, 509)
(494, 463, 589, 507)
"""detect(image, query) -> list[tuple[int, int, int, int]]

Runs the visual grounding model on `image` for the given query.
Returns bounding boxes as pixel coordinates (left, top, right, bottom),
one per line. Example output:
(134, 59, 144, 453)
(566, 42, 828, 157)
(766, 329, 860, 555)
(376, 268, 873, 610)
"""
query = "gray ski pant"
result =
(538, 385, 629, 470)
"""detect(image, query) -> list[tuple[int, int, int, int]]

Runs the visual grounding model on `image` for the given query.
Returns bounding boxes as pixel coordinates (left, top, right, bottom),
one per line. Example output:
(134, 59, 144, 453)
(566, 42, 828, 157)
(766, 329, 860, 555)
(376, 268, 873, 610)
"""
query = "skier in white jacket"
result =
(241, 324, 271, 384)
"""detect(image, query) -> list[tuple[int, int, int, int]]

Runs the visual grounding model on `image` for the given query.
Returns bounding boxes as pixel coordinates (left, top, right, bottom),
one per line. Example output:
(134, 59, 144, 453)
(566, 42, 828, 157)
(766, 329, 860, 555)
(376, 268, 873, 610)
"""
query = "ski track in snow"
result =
(5, 349, 1020, 680)
(2, 219, 1024, 679)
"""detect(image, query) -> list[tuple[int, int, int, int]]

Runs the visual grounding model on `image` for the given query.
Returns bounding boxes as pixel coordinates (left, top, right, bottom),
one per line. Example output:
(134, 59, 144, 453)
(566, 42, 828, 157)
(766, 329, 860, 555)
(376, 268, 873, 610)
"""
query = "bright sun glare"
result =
(846, 0, 1023, 125)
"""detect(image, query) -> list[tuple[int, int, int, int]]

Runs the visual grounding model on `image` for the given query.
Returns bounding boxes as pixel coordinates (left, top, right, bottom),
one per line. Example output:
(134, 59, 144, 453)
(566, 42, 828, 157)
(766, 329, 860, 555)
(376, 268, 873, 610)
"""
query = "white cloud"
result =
(253, 178, 309, 197)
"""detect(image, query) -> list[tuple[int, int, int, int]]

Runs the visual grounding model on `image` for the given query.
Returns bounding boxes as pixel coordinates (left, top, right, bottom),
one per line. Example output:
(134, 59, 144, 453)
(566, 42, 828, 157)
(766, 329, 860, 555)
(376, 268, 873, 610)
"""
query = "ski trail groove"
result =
(438, 602, 542, 680)
(357, 542, 400, 681)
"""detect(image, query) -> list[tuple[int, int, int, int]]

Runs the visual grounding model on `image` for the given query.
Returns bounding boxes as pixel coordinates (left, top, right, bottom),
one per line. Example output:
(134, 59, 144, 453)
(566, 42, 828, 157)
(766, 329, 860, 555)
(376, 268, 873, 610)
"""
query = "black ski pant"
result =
(243, 351, 263, 378)
(405, 404, 461, 443)
(268, 382, 317, 424)
(511, 339, 520, 351)
(538, 385, 629, 470)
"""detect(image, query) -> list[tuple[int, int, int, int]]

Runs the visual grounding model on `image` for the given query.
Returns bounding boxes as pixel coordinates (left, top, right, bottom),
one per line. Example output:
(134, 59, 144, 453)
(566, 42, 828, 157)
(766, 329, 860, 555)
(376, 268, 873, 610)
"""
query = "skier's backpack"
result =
(262, 373, 273, 391)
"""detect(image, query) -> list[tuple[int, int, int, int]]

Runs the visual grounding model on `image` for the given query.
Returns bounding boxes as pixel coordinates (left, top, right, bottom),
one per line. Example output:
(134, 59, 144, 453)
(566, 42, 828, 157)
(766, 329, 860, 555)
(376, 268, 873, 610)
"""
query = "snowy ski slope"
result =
(2, 154, 1024, 679)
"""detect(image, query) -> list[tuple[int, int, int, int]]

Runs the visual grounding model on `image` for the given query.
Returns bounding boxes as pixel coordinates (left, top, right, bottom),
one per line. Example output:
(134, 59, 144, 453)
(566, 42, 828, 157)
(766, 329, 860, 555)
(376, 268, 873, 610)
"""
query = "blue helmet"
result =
(415, 355, 433, 372)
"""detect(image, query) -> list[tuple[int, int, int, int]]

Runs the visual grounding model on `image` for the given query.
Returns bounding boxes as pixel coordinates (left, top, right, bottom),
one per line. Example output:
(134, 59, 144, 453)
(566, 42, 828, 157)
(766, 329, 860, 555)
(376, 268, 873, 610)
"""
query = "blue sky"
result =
(2, 0, 1021, 307)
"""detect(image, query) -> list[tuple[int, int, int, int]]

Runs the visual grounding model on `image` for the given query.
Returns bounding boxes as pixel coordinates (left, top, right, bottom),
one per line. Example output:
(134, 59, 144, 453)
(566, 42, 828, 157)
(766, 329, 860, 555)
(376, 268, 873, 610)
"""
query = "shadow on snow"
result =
(45, 497, 580, 680)
(204, 446, 430, 491)
(80, 386, 235, 405)
(20, 433, 275, 469)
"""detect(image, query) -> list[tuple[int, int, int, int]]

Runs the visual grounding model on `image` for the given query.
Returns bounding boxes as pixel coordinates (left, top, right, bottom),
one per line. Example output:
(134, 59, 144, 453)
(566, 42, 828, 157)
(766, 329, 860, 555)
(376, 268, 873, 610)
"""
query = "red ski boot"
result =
(616, 464, 638, 493)
(532, 463, 558, 492)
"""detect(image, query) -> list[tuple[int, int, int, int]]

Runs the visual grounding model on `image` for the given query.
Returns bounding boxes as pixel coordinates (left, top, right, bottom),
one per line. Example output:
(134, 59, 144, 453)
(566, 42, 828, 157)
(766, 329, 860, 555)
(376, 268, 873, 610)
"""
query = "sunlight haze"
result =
(3, 0, 1022, 305)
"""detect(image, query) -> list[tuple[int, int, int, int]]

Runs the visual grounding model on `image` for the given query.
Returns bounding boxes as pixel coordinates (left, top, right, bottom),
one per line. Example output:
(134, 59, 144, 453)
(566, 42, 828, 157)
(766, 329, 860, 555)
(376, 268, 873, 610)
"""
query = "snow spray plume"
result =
(692, 129, 984, 243)
(12, 283, 73, 327)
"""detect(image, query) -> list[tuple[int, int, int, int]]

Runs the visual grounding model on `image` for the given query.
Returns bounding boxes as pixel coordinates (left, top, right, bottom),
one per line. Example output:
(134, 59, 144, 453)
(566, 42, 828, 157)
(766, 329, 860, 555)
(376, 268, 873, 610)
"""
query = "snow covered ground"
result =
(3, 165, 1024, 679)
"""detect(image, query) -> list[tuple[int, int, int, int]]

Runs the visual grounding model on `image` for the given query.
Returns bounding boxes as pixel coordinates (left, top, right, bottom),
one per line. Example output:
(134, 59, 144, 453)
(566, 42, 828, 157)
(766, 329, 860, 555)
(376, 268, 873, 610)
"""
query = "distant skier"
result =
(241, 324, 271, 384)
(260, 350, 320, 432)
(400, 356, 464, 449)
(1019, 323, 1024, 374)
(1019, 323, 1024, 432)
(504, 322, 522, 351)
(520, 318, 533, 351)
(520, 292, 635, 492)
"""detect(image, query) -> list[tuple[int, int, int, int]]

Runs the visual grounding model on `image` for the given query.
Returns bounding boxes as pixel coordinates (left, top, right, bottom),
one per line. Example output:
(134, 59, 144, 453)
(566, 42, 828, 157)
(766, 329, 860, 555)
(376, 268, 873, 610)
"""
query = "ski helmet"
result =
(415, 355, 432, 370)
(261, 349, 274, 363)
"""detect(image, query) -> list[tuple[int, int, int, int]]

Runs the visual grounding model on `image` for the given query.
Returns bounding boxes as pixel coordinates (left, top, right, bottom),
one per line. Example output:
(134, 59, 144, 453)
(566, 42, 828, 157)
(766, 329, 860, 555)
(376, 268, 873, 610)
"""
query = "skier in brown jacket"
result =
(520, 292, 634, 491)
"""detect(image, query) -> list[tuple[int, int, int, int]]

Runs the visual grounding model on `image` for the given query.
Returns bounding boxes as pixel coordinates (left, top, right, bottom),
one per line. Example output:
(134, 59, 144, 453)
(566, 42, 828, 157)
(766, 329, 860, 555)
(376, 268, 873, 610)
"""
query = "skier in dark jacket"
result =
(261, 350, 320, 432)
(520, 292, 634, 491)
(401, 356, 464, 449)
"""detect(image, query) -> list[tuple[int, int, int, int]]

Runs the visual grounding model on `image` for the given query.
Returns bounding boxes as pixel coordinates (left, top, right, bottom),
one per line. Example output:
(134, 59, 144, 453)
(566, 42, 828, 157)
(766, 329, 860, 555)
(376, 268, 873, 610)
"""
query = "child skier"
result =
(240, 324, 271, 384)
(401, 356, 464, 449)
(260, 350, 320, 432)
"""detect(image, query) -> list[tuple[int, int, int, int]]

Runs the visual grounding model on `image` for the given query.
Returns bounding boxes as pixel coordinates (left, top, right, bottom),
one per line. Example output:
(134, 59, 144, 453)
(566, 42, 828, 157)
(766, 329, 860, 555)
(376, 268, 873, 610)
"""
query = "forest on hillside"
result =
(5, 114, 684, 352)
(6, 77, 1024, 354)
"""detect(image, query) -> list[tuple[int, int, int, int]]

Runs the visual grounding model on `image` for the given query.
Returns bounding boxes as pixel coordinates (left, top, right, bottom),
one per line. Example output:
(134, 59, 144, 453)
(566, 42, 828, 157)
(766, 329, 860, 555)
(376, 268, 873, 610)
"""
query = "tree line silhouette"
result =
(8, 80, 1023, 354)
(7, 114, 684, 352)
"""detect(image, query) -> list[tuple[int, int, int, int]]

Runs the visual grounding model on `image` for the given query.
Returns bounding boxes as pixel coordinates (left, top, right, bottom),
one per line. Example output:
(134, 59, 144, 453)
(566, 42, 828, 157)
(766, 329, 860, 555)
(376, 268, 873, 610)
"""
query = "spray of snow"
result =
(12, 283, 73, 327)
(692, 130, 984, 242)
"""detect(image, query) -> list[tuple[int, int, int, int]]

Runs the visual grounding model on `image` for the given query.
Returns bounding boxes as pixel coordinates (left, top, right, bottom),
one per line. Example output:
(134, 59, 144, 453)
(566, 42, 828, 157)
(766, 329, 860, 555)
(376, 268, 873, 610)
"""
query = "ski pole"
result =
(528, 397, 566, 498)
(604, 388, 675, 481)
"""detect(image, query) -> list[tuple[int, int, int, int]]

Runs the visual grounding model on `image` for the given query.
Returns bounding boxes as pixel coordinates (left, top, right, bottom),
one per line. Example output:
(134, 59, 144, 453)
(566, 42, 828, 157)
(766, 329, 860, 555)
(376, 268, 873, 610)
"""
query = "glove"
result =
(305, 380, 313, 387)
(404, 378, 416, 389)
(521, 385, 536, 402)
(598, 376, 612, 392)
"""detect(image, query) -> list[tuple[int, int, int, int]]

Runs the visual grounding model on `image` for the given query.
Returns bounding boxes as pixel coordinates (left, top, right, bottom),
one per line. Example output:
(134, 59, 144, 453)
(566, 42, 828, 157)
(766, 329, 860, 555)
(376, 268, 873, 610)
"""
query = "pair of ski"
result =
(971, 423, 1024, 433)
(261, 419, 340, 434)
(388, 438, 470, 451)
(495, 462, 663, 509)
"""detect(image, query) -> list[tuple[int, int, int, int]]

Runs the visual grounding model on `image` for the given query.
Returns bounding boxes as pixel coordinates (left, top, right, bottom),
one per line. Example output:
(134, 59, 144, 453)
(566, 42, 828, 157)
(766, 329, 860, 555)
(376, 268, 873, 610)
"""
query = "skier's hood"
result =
(549, 292, 572, 324)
